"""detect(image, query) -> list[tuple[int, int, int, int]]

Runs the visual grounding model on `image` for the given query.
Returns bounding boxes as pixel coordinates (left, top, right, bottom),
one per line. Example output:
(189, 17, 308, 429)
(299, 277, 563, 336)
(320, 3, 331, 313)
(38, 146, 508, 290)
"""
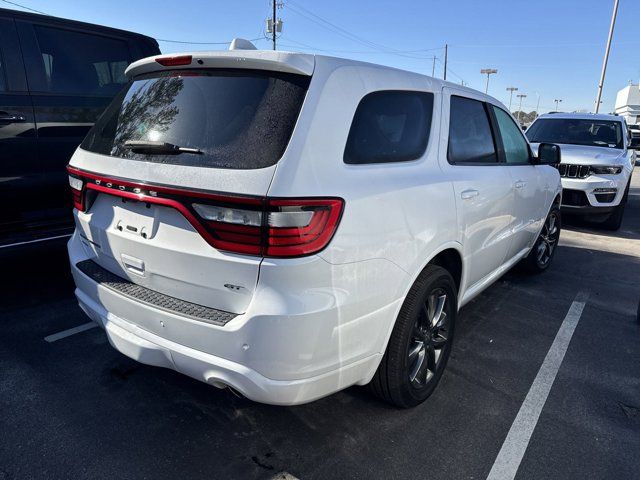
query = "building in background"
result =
(614, 83, 640, 125)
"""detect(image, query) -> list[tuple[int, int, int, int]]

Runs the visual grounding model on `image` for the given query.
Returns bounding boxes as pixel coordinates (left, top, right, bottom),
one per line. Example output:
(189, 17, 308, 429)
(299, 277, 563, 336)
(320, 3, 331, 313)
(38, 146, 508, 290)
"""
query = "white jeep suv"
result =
(66, 46, 562, 408)
(527, 113, 636, 230)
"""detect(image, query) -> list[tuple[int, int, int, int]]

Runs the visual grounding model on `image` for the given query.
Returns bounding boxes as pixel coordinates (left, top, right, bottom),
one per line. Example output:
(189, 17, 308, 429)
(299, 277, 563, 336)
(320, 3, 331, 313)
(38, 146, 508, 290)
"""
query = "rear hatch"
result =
(69, 55, 312, 314)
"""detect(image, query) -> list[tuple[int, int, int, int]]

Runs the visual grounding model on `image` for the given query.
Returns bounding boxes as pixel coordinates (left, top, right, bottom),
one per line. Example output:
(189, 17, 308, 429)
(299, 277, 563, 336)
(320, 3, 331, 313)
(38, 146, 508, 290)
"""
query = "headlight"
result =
(588, 165, 623, 175)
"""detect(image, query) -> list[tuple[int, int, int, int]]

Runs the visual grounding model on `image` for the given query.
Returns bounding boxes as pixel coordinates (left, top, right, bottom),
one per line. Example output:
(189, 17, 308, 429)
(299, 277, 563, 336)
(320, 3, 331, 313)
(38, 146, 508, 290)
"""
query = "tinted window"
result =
(34, 26, 131, 96)
(344, 91, 433, 164)
(526, 118, 623, 149)
(492, 106, 530, 164)
(448, 96, 497, 164)
(81, 69, 310, 169)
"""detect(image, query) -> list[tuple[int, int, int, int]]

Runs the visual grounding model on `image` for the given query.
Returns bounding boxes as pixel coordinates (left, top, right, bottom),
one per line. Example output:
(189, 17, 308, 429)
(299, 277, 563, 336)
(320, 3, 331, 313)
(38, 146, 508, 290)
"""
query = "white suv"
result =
(527, 113, 636, 230)
(67, 46, 562, 408)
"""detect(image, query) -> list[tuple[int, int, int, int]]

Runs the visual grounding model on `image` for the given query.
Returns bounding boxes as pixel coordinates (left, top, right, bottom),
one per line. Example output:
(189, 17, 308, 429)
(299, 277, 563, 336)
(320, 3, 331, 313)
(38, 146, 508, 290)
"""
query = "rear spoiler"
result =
(125, 50, 315, 78)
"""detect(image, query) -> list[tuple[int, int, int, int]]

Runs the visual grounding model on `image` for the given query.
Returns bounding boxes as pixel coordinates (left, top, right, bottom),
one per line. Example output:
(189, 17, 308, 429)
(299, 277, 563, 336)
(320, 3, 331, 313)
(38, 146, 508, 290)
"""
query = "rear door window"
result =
(344, 91, 434, 164)
(33, 25, 131, 96)
(448, 96, 498, 164)
(492, 106, 531, 164)
(81, 69, 310, 169)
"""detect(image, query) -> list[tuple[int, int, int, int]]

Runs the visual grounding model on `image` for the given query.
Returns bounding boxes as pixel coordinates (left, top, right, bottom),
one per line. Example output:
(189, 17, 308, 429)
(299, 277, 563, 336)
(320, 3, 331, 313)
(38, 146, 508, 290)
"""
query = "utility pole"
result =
(506, 87, 518, 111)
(535, 93, 541, 118)
(443, 44, 448, 81)
(480, 68, 498, 94)
(272, 0, 277, 50)
(554, 98, 562, 111)
(431, 56, 436, 77)
(516, 94, 527, 124)
(266, 1, 283, 50)
(594, 0, 619, 113)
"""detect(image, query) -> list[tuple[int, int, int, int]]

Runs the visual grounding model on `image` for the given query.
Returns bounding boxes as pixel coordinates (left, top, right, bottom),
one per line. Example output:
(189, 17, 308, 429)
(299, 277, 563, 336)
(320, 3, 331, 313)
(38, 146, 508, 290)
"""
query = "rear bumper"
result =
(68, 231, 407, 405)
(76, 289, 382, 405)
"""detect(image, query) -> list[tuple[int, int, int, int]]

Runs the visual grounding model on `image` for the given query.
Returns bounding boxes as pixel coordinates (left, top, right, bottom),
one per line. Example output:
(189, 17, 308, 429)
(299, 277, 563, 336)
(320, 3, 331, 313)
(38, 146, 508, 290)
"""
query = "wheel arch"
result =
(361, 242, 465, 387)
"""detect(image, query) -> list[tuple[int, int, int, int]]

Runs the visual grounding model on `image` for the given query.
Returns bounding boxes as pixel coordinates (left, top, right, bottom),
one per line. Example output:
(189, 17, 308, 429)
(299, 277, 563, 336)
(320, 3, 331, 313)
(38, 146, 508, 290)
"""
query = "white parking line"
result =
(486, 291, 589, 480)
(0, 233, 72, 249)
(45, 322, 98, 343)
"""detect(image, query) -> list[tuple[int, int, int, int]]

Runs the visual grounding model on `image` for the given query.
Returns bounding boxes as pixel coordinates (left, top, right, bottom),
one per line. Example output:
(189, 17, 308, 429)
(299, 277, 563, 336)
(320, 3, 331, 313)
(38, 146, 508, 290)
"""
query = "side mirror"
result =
(537, 142, 561, 165)
(630, 137, 640, 150)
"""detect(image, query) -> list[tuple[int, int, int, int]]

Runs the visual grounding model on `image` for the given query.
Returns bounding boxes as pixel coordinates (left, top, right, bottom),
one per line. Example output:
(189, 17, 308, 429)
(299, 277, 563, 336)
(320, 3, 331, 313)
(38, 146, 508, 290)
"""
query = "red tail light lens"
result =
(155, 55, 192, 66)
(190, 198, 344, 257)
(68, 174, 85, 211)
(66, 166, 344, 258)
(265, 199, 343, 257)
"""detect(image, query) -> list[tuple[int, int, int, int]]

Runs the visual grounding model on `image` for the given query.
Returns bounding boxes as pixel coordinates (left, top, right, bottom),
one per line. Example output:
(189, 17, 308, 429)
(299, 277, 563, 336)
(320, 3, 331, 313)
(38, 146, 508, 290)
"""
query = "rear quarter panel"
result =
(267, 59, 459, 303)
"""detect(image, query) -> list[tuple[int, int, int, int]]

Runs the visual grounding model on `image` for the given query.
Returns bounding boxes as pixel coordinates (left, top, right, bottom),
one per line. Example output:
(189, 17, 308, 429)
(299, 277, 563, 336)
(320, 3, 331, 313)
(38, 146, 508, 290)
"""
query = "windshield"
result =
(81, 69, 310, 169)
(526, 118, 624, 149)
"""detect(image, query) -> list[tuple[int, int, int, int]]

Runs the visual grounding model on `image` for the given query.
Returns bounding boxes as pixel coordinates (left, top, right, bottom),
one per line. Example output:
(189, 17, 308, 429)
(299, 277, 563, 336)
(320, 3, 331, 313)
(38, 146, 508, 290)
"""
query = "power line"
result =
(1, 0, 257, 47)
(285, 1, 440, 60)
(1, 0, 48, 14)
(449, 40, 640, 49)
(279, 37, 442, 55)
(435, 57, 465, 84)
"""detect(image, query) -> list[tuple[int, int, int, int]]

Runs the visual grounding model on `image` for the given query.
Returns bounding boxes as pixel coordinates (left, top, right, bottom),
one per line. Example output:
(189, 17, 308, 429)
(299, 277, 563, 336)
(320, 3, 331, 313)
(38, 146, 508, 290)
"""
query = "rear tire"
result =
(522, 204, 561, 273)
(369, 265, 457, 408)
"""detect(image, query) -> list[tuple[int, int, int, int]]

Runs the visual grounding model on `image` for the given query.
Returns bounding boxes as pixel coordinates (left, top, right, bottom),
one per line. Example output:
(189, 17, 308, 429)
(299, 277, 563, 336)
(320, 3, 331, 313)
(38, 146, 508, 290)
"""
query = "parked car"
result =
(0, 8, 159, 246)
(66, 43, 562, 408)
(527, 113, 636, 230)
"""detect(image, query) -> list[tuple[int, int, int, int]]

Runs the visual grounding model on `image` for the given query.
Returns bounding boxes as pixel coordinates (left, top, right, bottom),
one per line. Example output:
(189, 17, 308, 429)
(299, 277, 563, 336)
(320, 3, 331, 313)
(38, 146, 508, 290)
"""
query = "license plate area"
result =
(112, 200, 156, 240)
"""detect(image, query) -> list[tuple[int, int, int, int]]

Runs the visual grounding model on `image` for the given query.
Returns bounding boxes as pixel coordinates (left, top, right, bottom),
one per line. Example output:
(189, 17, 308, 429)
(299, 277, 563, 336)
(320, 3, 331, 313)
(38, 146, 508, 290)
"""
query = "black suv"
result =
(0, 8, 159, 246)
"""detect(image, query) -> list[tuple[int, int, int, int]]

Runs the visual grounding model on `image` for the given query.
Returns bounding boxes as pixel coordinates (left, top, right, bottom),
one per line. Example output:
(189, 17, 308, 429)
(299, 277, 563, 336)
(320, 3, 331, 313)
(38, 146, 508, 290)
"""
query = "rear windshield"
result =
(526, 118, 623, 149)
(81, 69, 310, 169)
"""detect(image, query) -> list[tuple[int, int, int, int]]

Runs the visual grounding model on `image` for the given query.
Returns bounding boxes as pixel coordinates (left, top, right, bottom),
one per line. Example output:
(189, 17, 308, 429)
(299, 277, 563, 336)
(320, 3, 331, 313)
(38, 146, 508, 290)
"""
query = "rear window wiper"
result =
(123, 140, 203, 155)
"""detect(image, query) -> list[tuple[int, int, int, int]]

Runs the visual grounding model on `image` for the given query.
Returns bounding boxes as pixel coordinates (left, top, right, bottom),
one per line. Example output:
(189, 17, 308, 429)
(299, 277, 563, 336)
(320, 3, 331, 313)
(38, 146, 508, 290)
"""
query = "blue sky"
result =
(6, 0, 640, 113)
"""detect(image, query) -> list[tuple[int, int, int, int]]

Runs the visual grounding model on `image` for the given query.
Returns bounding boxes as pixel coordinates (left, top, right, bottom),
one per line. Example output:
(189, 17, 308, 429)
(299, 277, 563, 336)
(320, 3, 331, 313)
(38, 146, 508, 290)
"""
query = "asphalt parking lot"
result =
(1, 168, 639, 480)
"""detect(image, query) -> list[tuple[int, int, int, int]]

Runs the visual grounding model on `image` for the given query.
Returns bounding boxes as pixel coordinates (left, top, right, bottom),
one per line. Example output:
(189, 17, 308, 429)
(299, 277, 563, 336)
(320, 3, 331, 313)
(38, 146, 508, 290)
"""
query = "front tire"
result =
(522, 204, 561, 273)
(601, 181, 630, 231)
(369, 265, 457, 408)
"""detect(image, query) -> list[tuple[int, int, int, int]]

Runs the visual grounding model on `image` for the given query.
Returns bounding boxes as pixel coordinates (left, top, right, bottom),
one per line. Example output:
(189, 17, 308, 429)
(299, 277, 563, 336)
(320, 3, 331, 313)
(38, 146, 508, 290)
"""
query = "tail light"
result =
(155, 55, 192, 67)
(68, 174, 85, 211)
(191, 198, 343, 257)
(66, 166, 344, 258)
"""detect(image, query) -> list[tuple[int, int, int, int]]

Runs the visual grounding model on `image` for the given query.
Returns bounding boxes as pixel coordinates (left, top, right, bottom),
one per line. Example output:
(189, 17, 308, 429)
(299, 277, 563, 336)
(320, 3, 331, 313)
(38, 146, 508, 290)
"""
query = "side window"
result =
(33, 26, 131, 96)
(344, 91, 434, 164)
(448, 96, 498, 164)
(492, 106, 531, 164)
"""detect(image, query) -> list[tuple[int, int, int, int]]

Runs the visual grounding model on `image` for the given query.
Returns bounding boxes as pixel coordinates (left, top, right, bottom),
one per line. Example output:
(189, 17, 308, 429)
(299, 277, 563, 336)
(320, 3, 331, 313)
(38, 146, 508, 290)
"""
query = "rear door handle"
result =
(461, 189, 479, 200)
(514, 181, 526, 189)
(0, 113, 26, 123)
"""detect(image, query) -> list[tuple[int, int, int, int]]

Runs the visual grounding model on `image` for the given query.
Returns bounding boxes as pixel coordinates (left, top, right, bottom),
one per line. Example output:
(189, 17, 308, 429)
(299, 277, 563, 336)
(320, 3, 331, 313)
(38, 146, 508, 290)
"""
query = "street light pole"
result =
(480, 69, 498, 94)
(506, 87, 518, 111)
(594, 0, 619, 113)
(516, 94, 527, 124)
(554, 98, 562, 111)
(443, 44, 448, 81)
